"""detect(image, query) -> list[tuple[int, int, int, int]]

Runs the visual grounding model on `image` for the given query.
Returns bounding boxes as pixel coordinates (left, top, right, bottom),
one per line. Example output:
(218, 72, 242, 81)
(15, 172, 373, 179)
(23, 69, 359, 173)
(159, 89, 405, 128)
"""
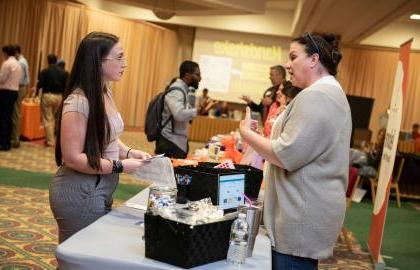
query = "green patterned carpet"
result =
(0, 186, 58, 269)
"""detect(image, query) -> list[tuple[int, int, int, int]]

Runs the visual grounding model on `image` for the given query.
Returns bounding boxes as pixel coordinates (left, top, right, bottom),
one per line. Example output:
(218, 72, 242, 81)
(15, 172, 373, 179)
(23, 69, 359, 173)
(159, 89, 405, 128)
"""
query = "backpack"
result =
(144, 86, 185, 142)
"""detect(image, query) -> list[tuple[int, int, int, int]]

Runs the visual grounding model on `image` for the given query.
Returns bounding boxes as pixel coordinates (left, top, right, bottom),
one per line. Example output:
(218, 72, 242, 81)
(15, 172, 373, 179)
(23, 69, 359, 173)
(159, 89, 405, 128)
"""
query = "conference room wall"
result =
(339, 47, 420, 141)
(0, 0, 182, 129)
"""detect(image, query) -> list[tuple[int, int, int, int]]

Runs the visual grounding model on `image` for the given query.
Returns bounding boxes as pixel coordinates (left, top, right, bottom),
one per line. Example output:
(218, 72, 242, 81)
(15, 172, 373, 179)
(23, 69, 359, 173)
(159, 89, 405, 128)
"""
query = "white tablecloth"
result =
(56, 197, 272, 269)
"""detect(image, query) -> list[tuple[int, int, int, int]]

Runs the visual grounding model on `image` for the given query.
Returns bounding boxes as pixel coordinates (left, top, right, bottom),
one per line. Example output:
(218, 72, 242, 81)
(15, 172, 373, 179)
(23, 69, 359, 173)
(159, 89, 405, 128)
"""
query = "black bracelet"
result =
(126, 148, 132, 159)
(112, 160, 124, 174)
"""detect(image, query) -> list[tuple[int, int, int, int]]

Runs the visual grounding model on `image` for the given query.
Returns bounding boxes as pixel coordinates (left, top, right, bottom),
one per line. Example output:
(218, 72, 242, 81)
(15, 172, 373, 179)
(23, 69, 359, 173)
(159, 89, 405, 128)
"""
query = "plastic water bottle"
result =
(226, 212, 249, 266)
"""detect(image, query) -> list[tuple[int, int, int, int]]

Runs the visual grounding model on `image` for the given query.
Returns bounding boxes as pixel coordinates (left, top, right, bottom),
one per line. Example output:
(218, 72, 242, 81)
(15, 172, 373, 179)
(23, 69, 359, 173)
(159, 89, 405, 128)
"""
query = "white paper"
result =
(129, 157, 176, 188)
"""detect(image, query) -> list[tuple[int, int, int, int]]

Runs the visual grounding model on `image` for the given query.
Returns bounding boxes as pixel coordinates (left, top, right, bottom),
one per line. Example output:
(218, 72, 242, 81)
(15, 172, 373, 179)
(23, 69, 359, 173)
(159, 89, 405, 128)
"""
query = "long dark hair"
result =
(55, 32, 118, 170)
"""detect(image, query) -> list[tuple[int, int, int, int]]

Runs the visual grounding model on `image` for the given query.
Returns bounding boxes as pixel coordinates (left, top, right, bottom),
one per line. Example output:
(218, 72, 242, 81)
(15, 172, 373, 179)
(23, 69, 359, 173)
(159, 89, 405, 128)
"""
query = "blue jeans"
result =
(272, 250, 318, 270)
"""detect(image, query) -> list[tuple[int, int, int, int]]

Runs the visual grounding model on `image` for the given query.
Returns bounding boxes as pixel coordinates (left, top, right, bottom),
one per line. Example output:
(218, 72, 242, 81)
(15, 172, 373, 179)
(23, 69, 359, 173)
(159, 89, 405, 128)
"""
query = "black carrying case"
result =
(144, 213, 235, 268)
(174, 163, 263, 207)
(198, 162, 263, 199)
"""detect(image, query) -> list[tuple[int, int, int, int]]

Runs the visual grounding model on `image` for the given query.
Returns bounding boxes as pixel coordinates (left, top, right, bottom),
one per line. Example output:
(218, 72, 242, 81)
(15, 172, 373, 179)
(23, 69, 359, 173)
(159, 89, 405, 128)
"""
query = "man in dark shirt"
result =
(240, 65, 286, 124)
(36, 54, 67, 147)
(56, 58, 70, 82)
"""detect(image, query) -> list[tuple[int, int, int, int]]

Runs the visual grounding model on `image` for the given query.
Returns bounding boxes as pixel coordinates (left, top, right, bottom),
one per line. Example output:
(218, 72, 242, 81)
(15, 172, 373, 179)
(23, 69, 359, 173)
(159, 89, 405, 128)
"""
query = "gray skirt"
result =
(49, 165, 119, 243)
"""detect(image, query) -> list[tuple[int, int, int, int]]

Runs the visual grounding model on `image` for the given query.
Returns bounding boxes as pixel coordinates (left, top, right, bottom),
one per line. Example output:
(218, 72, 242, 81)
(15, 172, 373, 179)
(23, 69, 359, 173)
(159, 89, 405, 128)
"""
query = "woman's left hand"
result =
(129, 149, 152, 160)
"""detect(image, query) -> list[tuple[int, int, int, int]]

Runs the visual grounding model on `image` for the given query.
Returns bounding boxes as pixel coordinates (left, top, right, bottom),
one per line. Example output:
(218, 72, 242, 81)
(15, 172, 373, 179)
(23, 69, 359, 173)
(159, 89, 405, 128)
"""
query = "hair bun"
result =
(331, 49, 342, 65)
(320, 33, 340, 49)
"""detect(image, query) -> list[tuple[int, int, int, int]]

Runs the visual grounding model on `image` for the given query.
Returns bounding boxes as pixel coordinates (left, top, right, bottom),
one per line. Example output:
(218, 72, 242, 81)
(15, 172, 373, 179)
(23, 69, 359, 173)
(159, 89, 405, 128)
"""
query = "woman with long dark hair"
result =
(240, 33, 351, 269)
(49, 32, 150, 243)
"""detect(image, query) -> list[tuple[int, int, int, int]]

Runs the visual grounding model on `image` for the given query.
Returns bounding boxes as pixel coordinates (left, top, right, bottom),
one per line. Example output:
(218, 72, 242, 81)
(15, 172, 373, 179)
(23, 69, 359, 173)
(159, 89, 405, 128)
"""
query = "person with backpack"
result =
(153, 61, 200, 158)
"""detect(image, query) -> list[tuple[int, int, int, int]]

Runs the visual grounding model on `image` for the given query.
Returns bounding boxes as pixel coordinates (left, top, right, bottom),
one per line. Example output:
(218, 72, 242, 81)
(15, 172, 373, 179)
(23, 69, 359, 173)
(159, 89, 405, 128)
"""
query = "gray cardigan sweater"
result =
(264, 76, 352, 259)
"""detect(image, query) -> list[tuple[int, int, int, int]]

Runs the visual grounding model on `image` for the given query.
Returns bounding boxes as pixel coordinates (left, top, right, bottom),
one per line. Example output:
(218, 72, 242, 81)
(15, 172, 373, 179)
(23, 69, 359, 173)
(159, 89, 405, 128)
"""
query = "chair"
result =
(340, 166, 360, 251)
(370, 156, 405, 208)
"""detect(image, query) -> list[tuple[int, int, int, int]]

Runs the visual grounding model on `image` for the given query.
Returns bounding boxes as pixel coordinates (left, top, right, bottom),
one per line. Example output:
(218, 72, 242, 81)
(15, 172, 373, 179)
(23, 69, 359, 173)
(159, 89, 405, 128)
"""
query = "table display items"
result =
(198, 162, 263, 199)
(174, 165, 246, 211)
(238, 199, 263, 257)
(173, 162, 263, 211)
(146, 186, 177, 215)
(208, 143, 221, 160)
(226, 212, 249, 266)
(214, 159, 236, 169)
(175, 173, 192, 204)
(144, 197, 236, 268)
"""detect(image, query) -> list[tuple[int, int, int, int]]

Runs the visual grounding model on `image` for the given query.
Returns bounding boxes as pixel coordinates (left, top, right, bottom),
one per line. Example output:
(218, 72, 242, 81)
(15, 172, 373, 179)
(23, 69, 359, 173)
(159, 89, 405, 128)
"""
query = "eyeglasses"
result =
(304, 32, 320, 55)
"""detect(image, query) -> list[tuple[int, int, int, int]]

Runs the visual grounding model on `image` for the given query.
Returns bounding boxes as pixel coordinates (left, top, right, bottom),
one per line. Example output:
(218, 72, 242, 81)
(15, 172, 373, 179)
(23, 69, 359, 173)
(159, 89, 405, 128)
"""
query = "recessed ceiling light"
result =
(410, 14, 420, 20)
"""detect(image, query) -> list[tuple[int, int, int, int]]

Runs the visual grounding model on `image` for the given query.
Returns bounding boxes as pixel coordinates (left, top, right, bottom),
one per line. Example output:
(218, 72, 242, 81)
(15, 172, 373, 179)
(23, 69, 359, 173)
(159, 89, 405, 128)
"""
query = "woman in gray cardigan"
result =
(240, 33, 351, 269)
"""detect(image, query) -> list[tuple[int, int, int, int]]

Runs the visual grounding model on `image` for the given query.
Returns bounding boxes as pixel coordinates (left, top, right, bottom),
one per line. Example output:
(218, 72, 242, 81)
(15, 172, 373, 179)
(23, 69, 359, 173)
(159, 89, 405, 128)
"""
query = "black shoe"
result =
(0, 145, 11, 151)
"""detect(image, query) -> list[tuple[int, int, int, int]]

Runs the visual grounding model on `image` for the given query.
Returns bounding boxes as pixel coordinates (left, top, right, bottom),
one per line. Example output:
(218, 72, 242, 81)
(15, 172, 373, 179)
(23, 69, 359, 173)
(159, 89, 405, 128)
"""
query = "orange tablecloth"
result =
(188, 116, 240, 142)
(20, 101, 45, 140)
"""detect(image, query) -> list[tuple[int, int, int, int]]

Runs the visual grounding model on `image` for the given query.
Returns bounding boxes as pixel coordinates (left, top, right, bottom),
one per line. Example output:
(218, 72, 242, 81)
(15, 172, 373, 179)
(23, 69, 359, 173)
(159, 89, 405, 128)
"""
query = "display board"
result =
(368, 38, 412, 269)
(193, 28, 290, 103)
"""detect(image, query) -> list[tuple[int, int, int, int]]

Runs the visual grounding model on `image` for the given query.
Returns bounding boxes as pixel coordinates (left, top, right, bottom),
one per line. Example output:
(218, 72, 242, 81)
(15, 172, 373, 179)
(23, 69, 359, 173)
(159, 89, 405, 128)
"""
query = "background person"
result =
(36, 54, 68, 147)
(239, 33, 351, 269)
(263, 81, 301, 137)
(56, 58, 70, 80)
(49, 32, 150, 244)
(240, 65, 286, 124)
(11, 44, 30, 148)
(155, 60, 200, 158)
(0, 45, 23, 151)
(196, 88, 217, 115)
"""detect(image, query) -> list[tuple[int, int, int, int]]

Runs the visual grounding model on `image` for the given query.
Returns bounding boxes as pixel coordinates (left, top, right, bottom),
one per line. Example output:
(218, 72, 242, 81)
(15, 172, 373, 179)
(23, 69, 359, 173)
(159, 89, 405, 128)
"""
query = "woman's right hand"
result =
(240, 107, 252, 136)
(122, 158, 145, 174)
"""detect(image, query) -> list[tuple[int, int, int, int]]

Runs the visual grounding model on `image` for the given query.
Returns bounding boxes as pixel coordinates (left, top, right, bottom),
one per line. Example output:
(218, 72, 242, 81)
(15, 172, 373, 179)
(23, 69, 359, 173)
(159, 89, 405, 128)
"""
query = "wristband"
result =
(112, 160, 124, 173)
(126, 148, 132, 159)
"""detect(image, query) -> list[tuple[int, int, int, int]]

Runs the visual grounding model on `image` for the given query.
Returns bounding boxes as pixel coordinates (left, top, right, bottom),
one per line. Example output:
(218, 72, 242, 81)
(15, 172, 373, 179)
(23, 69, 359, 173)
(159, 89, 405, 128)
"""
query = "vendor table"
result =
(56, 203, 272, 269)
(20, 101, 45, 140)
(189, 116, 240, 142)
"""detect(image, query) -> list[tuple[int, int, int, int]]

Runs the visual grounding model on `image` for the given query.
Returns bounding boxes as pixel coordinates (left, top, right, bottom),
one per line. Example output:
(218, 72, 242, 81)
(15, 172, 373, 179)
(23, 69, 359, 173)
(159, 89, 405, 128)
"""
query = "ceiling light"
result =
(153, 9, 175, 20)
(410, 14, 420, 20)
(153, 0, 175, 20)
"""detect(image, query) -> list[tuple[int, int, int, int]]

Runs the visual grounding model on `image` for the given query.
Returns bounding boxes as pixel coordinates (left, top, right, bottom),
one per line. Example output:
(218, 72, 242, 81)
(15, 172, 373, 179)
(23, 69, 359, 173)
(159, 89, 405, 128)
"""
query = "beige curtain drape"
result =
(40, 1, 87, 70)
(338, 47, 420, 141)
(0, 0, 47, 83)
(0, 0, 180, 129)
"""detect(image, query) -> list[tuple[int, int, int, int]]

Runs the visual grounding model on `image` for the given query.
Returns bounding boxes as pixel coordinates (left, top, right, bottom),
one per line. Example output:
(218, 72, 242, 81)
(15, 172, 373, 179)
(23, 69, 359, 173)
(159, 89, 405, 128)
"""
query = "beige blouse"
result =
(62, 89, 124, 160)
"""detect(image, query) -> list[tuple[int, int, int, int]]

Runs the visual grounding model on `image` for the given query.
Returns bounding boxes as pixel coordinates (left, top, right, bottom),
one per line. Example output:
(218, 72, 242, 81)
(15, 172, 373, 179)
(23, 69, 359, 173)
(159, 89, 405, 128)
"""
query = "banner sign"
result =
(367, 39, 412, 266)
